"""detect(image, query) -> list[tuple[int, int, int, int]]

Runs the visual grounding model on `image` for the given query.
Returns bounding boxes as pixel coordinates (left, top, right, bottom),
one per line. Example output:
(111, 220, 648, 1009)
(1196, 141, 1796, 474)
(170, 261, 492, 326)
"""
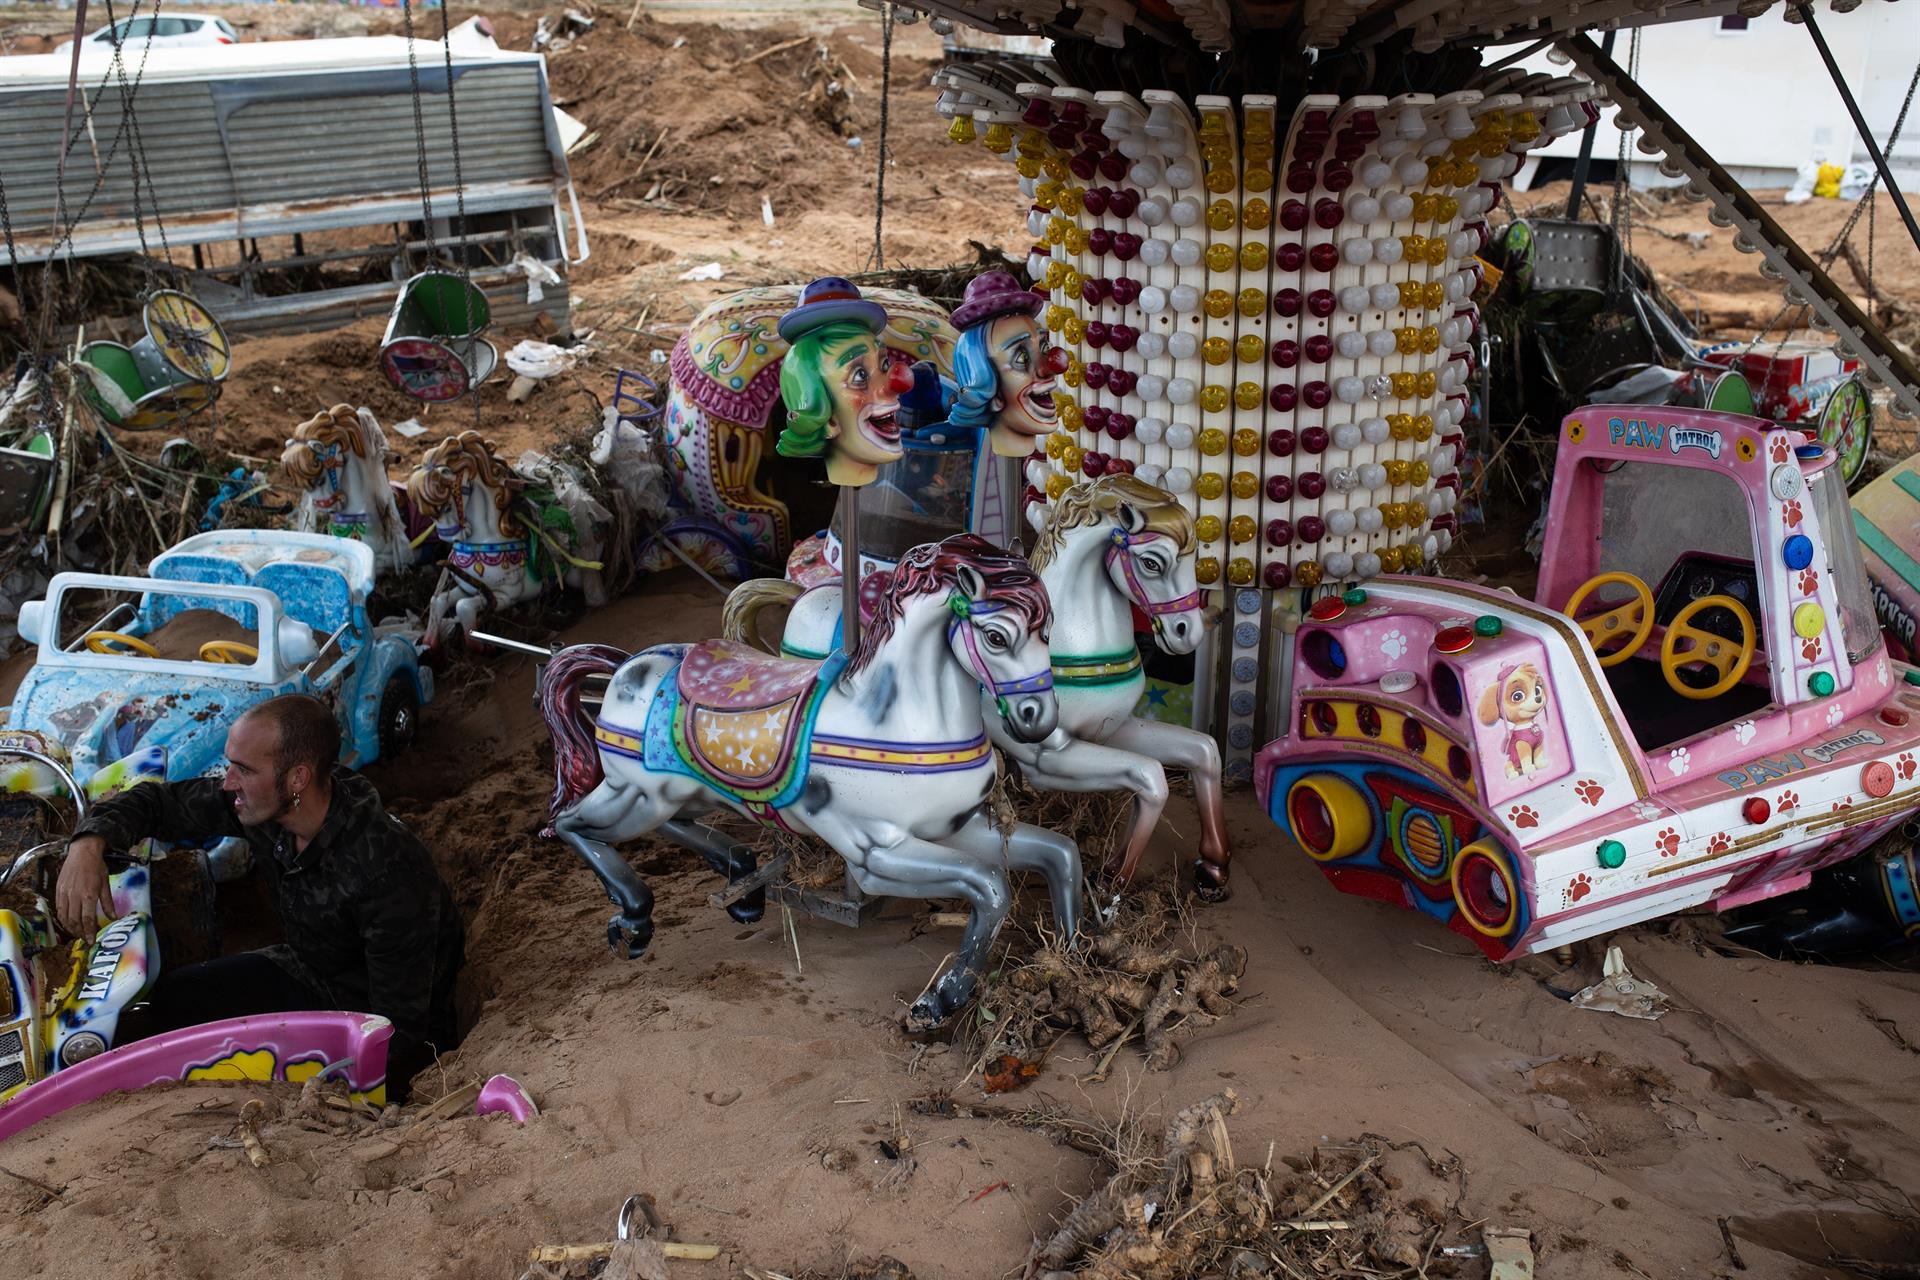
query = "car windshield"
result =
(44, 587, 289, 673)
(1806, 463, 1882, 666)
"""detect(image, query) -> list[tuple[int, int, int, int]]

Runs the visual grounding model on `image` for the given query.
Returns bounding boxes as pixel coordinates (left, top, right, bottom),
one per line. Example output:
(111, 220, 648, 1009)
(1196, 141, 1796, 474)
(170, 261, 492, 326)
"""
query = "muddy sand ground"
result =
(2, 6, 1919, 1278)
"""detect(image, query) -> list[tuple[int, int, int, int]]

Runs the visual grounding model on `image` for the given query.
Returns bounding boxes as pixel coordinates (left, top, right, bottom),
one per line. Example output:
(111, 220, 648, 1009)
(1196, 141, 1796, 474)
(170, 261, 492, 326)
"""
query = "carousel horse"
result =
(539, 534, 1077, 1029)
(406, 431, 599, 647)
(725, 474, 1233, 899)
(280, 404, 425, 574)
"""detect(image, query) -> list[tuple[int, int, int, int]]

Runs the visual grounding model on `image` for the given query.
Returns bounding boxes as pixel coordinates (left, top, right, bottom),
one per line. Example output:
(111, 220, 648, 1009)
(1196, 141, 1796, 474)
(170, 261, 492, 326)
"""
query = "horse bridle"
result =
(946, 590, 1053, 715)
(1105, 527, 1202, 631)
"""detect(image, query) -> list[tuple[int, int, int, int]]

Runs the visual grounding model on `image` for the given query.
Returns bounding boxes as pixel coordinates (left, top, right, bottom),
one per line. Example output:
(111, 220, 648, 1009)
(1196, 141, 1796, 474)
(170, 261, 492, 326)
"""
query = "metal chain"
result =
(104, 0, 176, 283)
(435, 0, 482, 425)
(400, 0, 438, 264)
(98, 0, 153, 279)
(866, 2, 894, 272)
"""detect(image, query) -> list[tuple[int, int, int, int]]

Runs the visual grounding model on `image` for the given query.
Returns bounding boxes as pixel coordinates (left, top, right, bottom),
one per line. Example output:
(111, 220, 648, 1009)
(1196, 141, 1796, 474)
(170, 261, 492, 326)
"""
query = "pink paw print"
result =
(1802, 635, 1823, 662)
(1831, 798, 1854, 815)
(1656, 827, 1681, 857)
(1574, 778, 1605, 807)
(1777, 789, 1799, 812)
(1798, 568, 1819, 596)
(1770, 436, 1790, 463)
(1782, 498, 1804, 529)
(1708, 832, 1731, 854)
(1565, 873, 1593, 906)
(1509, 804, 1540, 829)
(1899, 753, 1916, 780)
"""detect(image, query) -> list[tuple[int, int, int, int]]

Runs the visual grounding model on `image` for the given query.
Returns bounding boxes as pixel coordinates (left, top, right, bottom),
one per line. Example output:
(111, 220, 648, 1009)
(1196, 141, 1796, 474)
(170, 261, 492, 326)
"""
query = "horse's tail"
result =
(538, 643, 628, 831)
(721, 577, 802, 653)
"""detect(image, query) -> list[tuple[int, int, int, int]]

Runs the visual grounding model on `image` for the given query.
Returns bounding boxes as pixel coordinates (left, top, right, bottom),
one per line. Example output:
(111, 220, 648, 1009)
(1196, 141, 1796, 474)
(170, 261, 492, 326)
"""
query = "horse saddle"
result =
(670, 639, 842, 802)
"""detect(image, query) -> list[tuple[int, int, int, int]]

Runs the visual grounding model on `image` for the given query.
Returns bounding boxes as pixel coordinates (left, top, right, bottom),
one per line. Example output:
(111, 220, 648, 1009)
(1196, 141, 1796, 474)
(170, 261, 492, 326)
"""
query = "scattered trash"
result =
(390, 417, 427, 439)
(1570, 945, 1669, 1020)
(504, 339, 584, 380)
(678, 262, 727, 282)
(846, 136, 863, 148)
(475, 1074, 539, 1124)
(761, 195, 775, 227)
(1485, 1226, 1535, 1280)
(511, 252, 565, 305)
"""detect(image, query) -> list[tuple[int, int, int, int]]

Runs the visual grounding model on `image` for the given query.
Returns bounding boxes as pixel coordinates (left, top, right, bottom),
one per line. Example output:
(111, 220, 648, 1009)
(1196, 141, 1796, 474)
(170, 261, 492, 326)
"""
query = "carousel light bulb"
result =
(1335, 331, 1368, 359)
(1339, 286, 1371, 313)
(1135, 334, 1167, 361)
(1367, 329, 1397, 358)
(1348, 194, 1381, 223)
(1170, 197, 1204, 227)
(1136, 196, 1169, 226)
(1354, 552, 1382, 579)
(1171, 238, 1204, 267)
(1135, 416, 1166, 444)
(1138, 285, 1168, 313)
(1395, 155, 1428, 185)
(1332, 422, 1363, 451)
(1168, 330, 1199, 358)
(1167, 378, 1197, 406)
(1360, 416, 1391, 445)
(1328, 471, 1359, 499)
(1359, 462, 1389, 488)
(1342, 237, 1375, 265)
(1164, 466, 1193, 493)
(1135, 463, 1165, 485)
(1165, 421, 1196, 449)
(1137, 372, 1168, 400)
(1357, 506, 1384, 533)
(1449, 231, 1475, 258)
(1323, 551, 1355, 580)
(1334, 376, 1366, 403)
(1383, 193, 1415, 220)
(1165, 160, 1200, 187)
(1138, 238, 1170, 267)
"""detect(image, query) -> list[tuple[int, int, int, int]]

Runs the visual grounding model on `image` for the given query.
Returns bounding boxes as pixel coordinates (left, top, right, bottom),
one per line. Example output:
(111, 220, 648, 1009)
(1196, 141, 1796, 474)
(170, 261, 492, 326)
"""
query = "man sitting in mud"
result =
(54, 693, 463, 1101)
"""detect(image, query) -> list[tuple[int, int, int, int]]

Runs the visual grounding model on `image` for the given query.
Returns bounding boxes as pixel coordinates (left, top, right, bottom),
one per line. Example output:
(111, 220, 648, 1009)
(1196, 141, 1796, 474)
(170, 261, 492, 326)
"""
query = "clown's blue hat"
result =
(777, 277, 889, 343)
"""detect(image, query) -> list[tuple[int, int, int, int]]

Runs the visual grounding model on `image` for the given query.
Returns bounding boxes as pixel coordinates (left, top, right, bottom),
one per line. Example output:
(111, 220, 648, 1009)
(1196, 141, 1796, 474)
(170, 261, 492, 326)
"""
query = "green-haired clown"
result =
(774, 278, 913, 488)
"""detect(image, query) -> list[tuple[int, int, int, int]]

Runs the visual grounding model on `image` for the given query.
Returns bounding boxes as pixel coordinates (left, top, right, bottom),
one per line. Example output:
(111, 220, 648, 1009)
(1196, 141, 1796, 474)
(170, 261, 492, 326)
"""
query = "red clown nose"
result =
(886, 362, 916, 394)
(1042, 347, 1070, 376)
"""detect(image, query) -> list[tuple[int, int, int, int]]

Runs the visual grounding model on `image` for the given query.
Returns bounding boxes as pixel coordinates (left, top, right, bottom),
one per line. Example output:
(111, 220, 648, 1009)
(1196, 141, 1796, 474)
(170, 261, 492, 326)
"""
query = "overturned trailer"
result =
(0, 26, 588, 337)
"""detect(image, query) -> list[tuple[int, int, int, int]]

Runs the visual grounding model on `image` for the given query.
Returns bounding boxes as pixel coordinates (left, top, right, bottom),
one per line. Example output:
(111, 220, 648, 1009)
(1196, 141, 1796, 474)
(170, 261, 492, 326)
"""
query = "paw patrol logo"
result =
(1607, 417, 1723, 460)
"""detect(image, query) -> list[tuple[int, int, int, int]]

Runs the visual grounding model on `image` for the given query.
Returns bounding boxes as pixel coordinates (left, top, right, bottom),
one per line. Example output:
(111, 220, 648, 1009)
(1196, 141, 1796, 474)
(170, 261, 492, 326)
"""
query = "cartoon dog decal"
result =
(1477, 662, 1550, 778)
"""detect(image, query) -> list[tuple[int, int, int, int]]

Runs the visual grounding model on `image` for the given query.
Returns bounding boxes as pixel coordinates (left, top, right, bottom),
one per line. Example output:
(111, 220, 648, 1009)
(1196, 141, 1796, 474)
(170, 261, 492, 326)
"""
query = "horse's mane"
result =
(1028, 473, 1196, 572)
(847, 533, 1050, 675)
(406, 430, 521, 529)
(281, 404, 375, 490)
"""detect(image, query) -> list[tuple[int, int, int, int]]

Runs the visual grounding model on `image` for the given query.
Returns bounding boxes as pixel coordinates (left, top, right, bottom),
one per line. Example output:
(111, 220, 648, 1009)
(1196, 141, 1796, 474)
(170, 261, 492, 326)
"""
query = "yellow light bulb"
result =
(1197, 557, 1222, 585)
(1205, 167, 1236, 194)
(1234, 383, 1262, 412)
(948, 116, 977, 145)
(1233, 428, 1261, 456)
(1046, 472, 1070, 500)
(1205, 243, 1236, 272)
(1230, 470, 1259, 499)
(1240, 242, 1270, 273)
(1379, 546, 1404, 573)
(1235, 335, 1265, 364)
(1294, 560, 1323, 588)
(1064, 227, 1090, 255)
(1197, 473, 1226, 500)
(1243, 167, 1273, 192)
(1385, 459, 1411, 486)
(1391, 372, 1418, 399)
(1063, 360, 1085, 388)
(1063, 317, 1087, 345)
(1388, 413, 1414, 440)
(1242, 198, 1272, 230)
(1058, 188, 1085, 216)
(1203, 290, 1233, 319)
(1399, 281, 1425, 309)
(1046, 432, 1069, 459)
(1207, 200, 1237, 231)
(1423, 280, 1447, 309)
(1061, 444, 1084, 471)
(1413, 414, 1434, 441)
(1203, 337, 1232, 366)
(1042, 155, 1069, 182)
(1237, 287, 1266, 317)
(1416, 370, 1438, 398)
(1410, 460, 1431, 485)
(1061, 404, 1084, 431)
(1196, 514, 1223, 542)
(1229, 515, 1256, 544)
(1228, 557, 1256, 585)
(983, 123, 1013, 154)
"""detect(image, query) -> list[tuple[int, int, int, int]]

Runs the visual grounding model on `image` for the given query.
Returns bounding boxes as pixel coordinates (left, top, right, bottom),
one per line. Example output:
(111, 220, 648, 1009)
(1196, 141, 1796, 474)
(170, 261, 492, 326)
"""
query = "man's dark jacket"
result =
(73, 769, 464, 1061)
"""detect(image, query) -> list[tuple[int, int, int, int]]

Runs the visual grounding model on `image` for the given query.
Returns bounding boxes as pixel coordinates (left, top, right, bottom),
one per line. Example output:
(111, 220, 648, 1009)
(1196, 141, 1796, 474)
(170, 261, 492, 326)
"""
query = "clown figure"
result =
(945, 271, 1069, 458)
(775, 278, 914, 487)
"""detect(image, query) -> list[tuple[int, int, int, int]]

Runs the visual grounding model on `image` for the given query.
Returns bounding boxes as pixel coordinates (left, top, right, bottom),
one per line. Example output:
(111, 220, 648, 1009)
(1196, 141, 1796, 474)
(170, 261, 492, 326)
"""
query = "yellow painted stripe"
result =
(595, 726, 644, 753)
(813, 741, 992, 767)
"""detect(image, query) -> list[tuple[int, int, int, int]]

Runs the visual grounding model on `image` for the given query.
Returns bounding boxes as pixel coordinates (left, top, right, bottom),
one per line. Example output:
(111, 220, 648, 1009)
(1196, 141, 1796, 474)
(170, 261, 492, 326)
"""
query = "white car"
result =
(69, 13, 238, 51)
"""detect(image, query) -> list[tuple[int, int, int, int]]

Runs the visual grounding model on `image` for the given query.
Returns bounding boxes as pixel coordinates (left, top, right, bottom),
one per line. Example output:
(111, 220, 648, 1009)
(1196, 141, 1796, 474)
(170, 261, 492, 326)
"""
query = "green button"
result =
(1597, 839, 1626, 870)
(1905, 670, 1920, 687)
(1808, 670, 1836, 697)
(1474, 615, 1503, 637)
(1342, 588, 1368, 606)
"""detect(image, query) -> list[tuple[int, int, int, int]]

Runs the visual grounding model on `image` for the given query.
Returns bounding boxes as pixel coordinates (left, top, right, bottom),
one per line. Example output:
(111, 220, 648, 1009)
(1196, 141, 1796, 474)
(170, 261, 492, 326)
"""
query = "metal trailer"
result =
(0, 25, 589, 338)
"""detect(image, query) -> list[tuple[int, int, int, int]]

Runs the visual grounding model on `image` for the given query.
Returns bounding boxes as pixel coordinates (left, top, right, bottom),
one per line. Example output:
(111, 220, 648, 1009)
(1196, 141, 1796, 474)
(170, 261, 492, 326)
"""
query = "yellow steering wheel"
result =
(1661, 594, 1756, 700)
(1563, 571, 1655, 667)
(199, 641, 259, 665)
(85, 631, 159, 658)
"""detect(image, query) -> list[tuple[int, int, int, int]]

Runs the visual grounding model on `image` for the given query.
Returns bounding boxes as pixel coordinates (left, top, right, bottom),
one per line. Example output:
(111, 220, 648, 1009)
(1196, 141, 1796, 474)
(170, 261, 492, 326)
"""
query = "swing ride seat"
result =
(0, 430, 55, 538)
(378, 271, 499, 403)
(74, 292, 232, 432)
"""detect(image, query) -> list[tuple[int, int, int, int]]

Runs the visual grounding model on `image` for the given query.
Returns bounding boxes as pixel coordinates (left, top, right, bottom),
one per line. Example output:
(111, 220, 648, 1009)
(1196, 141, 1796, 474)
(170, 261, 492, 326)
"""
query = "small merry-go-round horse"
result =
(725, 473, 1233, 901)
(280, 404, 428, 574)
(539, 534, 1079, 1029)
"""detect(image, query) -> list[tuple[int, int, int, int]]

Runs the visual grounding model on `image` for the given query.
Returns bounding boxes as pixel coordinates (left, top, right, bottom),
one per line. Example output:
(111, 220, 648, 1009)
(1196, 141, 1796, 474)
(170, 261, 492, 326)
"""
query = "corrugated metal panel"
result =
(0, 58, 561, 258)
(0, 81, 233, 232)
(224, 66, 551, 206)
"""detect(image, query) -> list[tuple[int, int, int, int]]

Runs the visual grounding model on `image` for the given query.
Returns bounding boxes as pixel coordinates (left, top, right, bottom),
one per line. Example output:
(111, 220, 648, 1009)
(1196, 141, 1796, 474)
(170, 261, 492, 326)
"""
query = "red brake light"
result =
(217, 36, 233, 43)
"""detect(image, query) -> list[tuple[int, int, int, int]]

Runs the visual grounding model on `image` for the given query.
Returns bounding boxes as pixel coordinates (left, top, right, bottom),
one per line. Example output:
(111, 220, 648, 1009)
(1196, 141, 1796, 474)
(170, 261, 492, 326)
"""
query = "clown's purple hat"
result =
(950, 271, 1045, 330)
(777, 277, 889, 343)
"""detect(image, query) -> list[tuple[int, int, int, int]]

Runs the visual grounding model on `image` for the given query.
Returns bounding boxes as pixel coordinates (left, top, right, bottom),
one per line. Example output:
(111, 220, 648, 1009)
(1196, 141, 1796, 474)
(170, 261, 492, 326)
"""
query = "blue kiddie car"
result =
(3, 530, 431, 793)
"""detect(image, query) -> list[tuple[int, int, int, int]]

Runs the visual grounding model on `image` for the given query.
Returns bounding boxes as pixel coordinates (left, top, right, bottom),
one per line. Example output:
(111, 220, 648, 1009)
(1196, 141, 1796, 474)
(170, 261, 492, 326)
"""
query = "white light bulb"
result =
(1395, 156, 1428, 185)
(1327, 508, 1358, 535)
(1360, 416, 1391, 444)
(1384, 193, 1415, 220)
(1335, 331, 1368, 359)
(1136, 373, 1168, 400)
(1324, 551, 1355, 579)
(1164, 466, 1193, 493)
(1136, 197, 1169, 227)
(1339, 286, 1371, 313)
(1135, 334, 1166, 360)
(1349, 193, 1382, 221)
(1135, 463, 1165, 485)
(1355, 551, 1382, 579)
(1373, 237, 1404, 266)
(1166, 422, 1196, 449)
(1171, 238, 1203, 267)
(1165, 161, 1199, 187)
(1357, 506, 1384, 533)
(1368, 329, 1397, 358)
(1167, 330, 1199, 358)
(1166, 379, 1197, 407)
(1138, 239, 1170, 267)
(1332, 422, 1363, 450)
(1028, 209, 1050, 236)
(1169, 197, 1203, 227)
(1334, 376, 1366, 403)
(1342, 238, 1374, 265)
(1138, 285, 1168, 313)
(1359, 462, 1388, 488)
(1135, 416, 1166, 443)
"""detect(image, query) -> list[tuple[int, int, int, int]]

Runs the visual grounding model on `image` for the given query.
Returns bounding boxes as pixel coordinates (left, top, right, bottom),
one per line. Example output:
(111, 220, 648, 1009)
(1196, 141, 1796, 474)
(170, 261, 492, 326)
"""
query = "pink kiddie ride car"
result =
(1257, 404, 1920, 960)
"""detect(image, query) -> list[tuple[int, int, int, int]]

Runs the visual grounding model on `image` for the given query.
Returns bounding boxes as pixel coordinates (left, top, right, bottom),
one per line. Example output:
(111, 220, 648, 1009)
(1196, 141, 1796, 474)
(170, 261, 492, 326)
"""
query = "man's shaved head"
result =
(238, 694, 340, 778)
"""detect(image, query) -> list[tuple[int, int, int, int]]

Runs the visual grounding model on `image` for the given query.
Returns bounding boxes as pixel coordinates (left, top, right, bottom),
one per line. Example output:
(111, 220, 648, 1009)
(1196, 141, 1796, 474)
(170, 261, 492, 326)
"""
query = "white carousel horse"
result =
(539, 534, 1077, 1030)
(406, 431, 603, 647)
(725, 474, 1233, 899)
(280, 404, 416, 574)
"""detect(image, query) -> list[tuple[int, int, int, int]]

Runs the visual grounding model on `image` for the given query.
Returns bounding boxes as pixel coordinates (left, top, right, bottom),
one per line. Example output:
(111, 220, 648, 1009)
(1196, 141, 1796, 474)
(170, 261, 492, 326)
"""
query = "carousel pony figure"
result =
(726, 474, 1233, 900)
(539, 534, 1077, 1030)
(406, 431, 600, 647)
(280, 404, 423, 574)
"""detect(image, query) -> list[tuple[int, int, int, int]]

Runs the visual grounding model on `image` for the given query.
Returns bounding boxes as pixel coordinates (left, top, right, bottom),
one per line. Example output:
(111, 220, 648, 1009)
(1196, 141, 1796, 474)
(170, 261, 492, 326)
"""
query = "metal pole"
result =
(1566, 28, 1617, 219)
(1797, 4, 1920, 254)
(838, 486, 861, 653)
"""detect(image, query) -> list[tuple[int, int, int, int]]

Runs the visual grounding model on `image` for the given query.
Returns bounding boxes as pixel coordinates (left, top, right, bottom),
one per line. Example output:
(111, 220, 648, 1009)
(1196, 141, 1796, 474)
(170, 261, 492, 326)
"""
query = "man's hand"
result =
(55, 835, 113, 936)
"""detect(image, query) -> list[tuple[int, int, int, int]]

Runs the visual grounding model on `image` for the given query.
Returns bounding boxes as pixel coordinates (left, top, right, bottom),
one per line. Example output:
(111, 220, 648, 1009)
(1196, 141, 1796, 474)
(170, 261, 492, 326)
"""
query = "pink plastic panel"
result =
(0, 1011, 392, 1143)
